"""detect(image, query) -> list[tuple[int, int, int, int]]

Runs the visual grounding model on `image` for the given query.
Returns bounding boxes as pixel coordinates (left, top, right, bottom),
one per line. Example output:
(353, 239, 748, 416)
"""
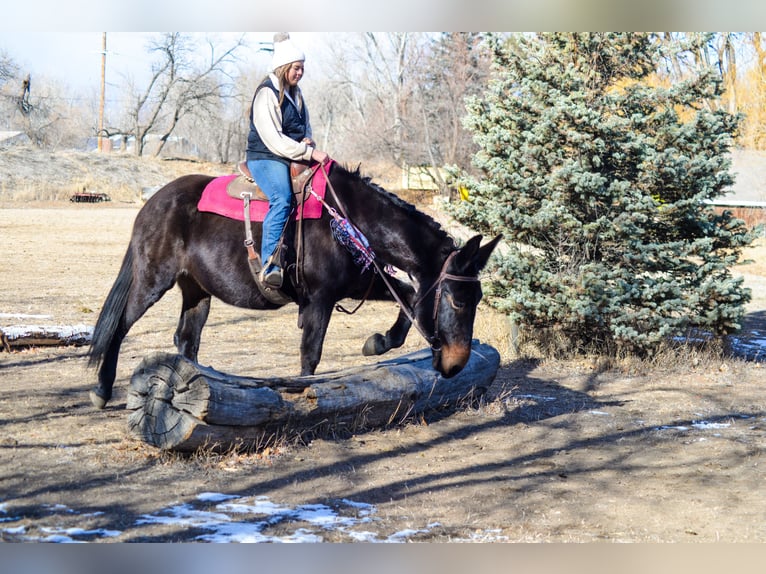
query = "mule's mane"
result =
(336, 163, 454, 248)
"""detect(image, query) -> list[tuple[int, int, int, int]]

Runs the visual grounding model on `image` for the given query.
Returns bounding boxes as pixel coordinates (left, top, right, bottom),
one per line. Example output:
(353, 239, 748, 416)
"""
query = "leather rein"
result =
(317, 161, 480, 351)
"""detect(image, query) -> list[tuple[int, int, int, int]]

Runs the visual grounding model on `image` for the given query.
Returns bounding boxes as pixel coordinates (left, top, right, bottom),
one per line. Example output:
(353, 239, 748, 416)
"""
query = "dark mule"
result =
(87, 163, 501, 408)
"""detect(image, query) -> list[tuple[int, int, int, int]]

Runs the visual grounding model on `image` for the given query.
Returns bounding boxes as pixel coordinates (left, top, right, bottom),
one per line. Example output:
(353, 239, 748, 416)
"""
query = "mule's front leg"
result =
(298, 299, 334, 375)
(362, 307, 412, 356)
(362, 276, 416, 356)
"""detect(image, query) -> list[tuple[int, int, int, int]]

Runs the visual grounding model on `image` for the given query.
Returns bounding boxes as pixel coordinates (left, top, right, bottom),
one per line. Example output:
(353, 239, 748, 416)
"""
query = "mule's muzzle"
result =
(432, 342, 471, 379)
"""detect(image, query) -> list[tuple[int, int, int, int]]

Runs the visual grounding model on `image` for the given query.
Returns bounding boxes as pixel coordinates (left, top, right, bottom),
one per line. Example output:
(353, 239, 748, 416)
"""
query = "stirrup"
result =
(250, 256, 291, 305)
(260, 265, 283, 289)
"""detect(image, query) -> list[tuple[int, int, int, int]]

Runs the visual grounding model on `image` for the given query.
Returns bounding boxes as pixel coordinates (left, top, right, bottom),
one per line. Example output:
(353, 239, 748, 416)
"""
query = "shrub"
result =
(449, 33, 759, 356)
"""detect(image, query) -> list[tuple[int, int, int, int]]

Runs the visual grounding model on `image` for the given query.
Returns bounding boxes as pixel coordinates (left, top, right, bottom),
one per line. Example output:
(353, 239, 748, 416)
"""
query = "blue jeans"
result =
(247, 159, 292, 269)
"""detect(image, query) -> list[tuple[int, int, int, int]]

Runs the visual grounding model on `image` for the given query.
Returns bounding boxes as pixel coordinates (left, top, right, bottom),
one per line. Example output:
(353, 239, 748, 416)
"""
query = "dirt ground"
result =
(1, 197, 765, 542)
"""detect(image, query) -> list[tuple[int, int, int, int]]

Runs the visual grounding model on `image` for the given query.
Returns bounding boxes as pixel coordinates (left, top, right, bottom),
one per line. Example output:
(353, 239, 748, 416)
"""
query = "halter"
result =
(319, 161, 481, 351)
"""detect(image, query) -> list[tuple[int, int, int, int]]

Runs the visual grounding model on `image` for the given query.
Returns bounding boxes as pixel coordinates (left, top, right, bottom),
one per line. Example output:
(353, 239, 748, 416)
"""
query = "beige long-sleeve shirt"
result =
(251, 73, 314, 162)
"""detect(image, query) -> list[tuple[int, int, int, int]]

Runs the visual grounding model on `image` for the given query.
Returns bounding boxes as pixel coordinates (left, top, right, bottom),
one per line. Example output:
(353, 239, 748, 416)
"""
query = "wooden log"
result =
(0, 324, 93, 351)
(126, 341, 500, 452)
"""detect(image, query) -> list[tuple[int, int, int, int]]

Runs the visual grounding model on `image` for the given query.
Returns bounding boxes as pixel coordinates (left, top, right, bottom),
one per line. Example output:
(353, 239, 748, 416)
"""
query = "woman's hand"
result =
(303, 138, 328, 164)
(310, 147, 329, 165)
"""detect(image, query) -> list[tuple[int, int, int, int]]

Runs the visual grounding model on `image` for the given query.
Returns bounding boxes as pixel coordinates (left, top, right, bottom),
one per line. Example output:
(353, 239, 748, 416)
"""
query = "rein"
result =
(317, 161, 480, 351)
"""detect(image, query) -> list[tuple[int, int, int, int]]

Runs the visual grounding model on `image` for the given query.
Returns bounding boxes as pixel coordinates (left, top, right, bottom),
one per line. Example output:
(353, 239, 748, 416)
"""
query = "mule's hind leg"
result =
(90, 264, 177, 409)
(363, 307, 412, 356)
(174, 276, 211, 362)
(91, 327, 128, 409)
(90, 295, 162, 408)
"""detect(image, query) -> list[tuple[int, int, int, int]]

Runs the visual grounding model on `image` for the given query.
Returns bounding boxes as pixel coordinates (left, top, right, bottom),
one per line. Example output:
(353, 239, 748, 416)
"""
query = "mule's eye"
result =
(445, 293, 465, 311)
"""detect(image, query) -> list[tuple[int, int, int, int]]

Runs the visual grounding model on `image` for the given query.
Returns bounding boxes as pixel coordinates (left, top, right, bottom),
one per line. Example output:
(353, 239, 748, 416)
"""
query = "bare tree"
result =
(312, 33, 427, 167)
(739, 33, 766, 149)
(411, 33, 491, 195)
(657, 33, 766, 149)
(0, 51, 18, 87)
(0, 52, 28, 122)
(124, 33, 245, 157)
(181, 69, 255, 164)
(364, 32, 411, 164)
(658, 33, 729, 113)
(0, 70, 91, 149)
(309, 32, 493, 194)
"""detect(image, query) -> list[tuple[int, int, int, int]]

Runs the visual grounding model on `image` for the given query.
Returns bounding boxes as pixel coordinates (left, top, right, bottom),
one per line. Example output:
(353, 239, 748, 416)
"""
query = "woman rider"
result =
(246, 32, 329, 288)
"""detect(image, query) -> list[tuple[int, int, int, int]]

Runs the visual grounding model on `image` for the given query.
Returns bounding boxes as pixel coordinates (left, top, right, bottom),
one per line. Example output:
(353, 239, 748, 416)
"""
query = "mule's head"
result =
(424, 234, 502, 378)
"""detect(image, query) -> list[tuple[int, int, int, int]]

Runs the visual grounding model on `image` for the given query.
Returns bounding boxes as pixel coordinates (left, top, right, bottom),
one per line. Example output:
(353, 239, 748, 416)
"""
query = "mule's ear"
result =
(453, 235, 483, 270)
(473, 234, 503, 271)
(455, 234, 502, 273)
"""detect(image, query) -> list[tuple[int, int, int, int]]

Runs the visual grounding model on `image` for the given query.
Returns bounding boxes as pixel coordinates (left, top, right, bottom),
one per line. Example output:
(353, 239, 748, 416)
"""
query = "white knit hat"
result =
(270, 32, 305, 71)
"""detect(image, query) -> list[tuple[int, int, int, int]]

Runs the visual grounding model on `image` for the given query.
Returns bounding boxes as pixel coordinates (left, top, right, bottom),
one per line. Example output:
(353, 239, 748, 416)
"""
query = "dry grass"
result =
(475, 300, 751, 373)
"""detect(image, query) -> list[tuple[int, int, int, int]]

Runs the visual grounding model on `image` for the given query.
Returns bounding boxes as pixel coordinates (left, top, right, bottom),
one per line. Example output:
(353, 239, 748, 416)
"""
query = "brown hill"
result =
(0, 146, 227, 204)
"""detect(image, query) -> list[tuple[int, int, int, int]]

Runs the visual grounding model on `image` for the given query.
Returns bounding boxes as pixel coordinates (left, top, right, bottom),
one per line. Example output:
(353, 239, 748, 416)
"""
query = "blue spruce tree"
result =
(449, 33, 758, 355)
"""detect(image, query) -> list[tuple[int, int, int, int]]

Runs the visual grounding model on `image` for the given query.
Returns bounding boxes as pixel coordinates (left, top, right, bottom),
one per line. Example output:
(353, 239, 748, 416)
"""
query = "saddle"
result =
(231, 159, 325, 307)
(227, 160, 319, 205)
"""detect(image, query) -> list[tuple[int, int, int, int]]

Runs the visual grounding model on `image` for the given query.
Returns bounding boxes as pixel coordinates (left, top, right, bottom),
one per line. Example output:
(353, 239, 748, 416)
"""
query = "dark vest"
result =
(246, 78, 307, 164)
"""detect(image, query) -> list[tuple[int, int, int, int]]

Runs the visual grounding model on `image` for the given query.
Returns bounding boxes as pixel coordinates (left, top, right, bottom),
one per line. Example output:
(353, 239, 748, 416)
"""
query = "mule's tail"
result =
(87, 247, 134, 369)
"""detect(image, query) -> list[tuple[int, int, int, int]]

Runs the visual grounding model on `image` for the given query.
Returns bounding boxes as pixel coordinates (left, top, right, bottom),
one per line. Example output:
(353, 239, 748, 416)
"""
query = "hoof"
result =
(89, 389, 109, 410)
(362, 333, 388, 356)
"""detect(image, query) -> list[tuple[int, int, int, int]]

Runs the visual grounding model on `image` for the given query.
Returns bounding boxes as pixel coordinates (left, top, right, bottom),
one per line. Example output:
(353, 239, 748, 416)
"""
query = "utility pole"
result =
(98, 32, 106, 152)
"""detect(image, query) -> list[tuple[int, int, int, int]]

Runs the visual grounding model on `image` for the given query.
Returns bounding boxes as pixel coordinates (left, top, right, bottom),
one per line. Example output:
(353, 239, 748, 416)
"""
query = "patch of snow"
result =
(454, 528, 510, 543)
(0, 493, 444, 543)
(340, 499, 375, 512)
(386, 528, 427, 542)
(692, 421, 731, 430)
(39, 534, 84, 543)
(0, 313, 53, 320)
(514, 394, 557, 402)
(216, 495, 289, 516)
(0, 324, 93, 338)
(197, 492, 239, 503)
(0, 503, 123, 542)
(346, 530, 380, 542)
(136, 503, 232, 527)
(728, 333, 766, 360)
(674, 329, 766, 361)
(657, 420, 731, 433)
(41, 526, 121, 539)
(136, 494, 434, 543)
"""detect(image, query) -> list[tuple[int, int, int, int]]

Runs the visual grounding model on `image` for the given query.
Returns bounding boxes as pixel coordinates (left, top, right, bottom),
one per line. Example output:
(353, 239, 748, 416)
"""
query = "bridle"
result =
(395, 250, 481, 351)
(318, 161, 481, 351)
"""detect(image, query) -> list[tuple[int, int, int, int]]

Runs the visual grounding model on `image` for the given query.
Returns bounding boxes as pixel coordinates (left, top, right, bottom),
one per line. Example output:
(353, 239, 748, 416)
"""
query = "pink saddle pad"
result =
(197, 161, 332, 221)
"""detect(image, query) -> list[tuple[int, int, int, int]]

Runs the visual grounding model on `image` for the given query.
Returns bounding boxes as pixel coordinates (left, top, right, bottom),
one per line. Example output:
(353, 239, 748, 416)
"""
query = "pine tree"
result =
(449, 32, 758, 355)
